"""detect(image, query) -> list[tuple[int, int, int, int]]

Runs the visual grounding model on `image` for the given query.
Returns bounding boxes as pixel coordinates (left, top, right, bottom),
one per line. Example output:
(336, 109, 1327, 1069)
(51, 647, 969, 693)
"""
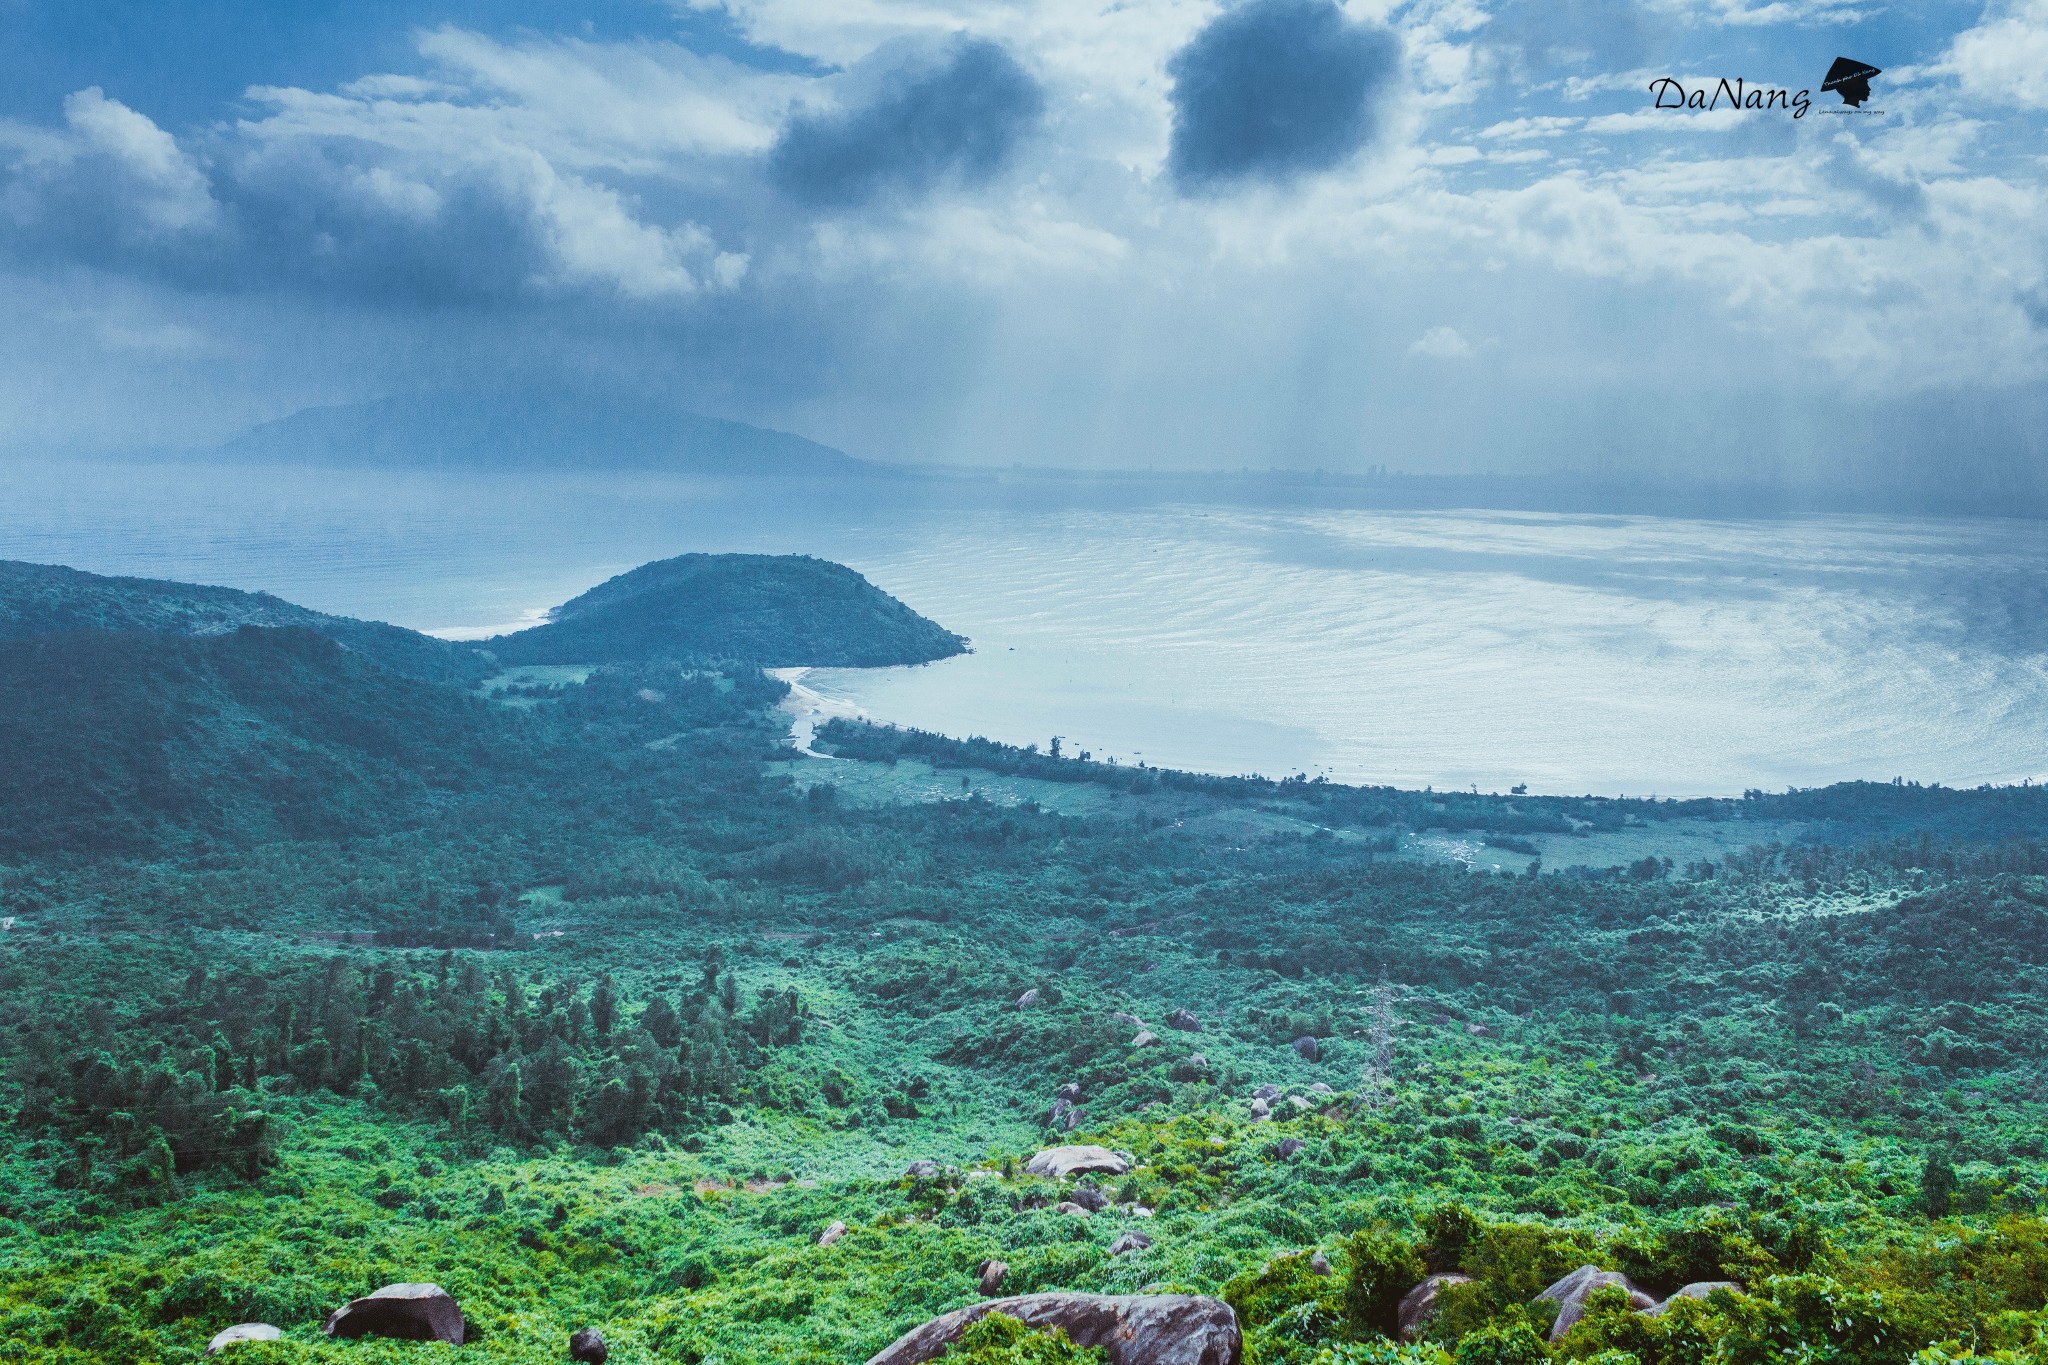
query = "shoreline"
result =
(769, 667, 867, 757)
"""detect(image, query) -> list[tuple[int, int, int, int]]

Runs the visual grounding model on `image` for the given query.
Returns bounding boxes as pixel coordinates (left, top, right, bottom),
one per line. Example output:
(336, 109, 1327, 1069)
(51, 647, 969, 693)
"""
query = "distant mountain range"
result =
(211, 389, 876, 478)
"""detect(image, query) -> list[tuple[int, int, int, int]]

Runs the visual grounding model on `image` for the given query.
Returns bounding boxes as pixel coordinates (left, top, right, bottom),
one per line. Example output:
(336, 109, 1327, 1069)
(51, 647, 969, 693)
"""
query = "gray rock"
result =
(1648, 1282, 1743, 1316)
(1466, 1022, 1491, 1036)
(865, 1293, 1241, 1365)
(1292, 1036, 1320, 1062)
(1062, 1106, 1084, 1132)
(1397, 1274, 1473, 1340)
(1025, 1145, 1130, 1179)
(1248, 1097, 1270, 1119)
(206, 1324, 281, 1354)
(1309, 1252, 1332, 1277)
(1050, 1097, 1077, 1128)
(570, 1326, 609, 1363)
(1112, 1011, 1145, 1028)
(1309, 1083, 1334, 1095)
(1287, 1095, 1312, 1111)
(819, 1220, 848, 1246)
(1253, 1083, 1282, 1101)
(1188, 1054, 1210, 1071)
(1109, 1230, 1154, 1257)
(1275, 1138, 1305, 1158)
(1056, 1201, 1092, 1217)
(1535, 1266, 1658, 1342)
(905, 1160, 943, 1179)
(1056, 1082, 1083, 1102)
(1132, 1029, 1159, 1047)
(1017, 989, 1041, 1010)
(1167, 1009, 1203, 1032)
(1070, 1183, 1112, 1212)
(979, 1260, 1010, 1295)
(322, 1284, 464, 1345)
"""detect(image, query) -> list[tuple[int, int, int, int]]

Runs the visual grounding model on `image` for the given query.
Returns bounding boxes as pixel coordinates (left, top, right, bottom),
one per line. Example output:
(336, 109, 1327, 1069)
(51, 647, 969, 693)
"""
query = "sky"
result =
(2, 0, 2045, 493)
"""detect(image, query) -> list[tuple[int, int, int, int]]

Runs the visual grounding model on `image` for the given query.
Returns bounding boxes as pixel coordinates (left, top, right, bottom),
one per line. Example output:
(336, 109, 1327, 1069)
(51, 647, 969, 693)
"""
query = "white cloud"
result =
(1410, 323, 1474, 356)
(1939, 0, 2048, 108)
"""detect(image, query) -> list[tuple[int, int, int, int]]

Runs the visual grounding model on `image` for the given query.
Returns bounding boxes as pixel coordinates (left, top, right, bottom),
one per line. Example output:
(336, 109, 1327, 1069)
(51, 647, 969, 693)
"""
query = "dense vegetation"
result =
(0, 560, 489, 687)
(0, 574, 2044, 1365)
(488, 554, 970, 668)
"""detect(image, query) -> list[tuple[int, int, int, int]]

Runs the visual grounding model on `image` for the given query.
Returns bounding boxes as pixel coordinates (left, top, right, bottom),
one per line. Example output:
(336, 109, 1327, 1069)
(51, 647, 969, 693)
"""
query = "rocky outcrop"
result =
(1309, 1082, 1334, 1094)
(1253, 1083, 1281, 1101)
(905, 1160, 944, 1180)
(865, 1293, 1241, 1365)
(1648, 1282, 1743, 1315)
(207, 1324, 281, 1354)
(1070, 1183, 1111, 1212)
(1017, 989, 1041, 1010)
(570, 1325, 609, 1362)
(1109, 1230, 1154, 1257)
(1132, 1029, 1159, 1047)
(1275, 1137, 1305, 1158)
(1056, 1201, 1092, 1217)
(1056, 1082, 1083, 1102)
(1397, 1274, 1473, 1340)
(1025, 1145, 1130, 1179)
(979, 1260, 1010, 1295)
(1535, 1267, 1658, 1341)
(1248, 1097, 1271, 1121)
(1292, 1036, 1320, 1062)
(819, 1220, 849, 1246)
(1050, 1097, 1082, 1130)
(322, 1283, 464, 1345)
(1167, 1009, 1202, 1032)
(1112, 1011, 1144, 1028)
(1188, 1054, 1210, 1071)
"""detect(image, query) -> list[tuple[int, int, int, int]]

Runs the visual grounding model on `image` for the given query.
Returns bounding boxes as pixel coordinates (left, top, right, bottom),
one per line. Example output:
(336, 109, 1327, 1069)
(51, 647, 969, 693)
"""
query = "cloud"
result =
(1164, 0, 1403, 193)
(0, 88, 221, 261)
(769, 38, 1046, 207)
(1410, 324, 1474, 357)
(1939, 0, 2048, 108)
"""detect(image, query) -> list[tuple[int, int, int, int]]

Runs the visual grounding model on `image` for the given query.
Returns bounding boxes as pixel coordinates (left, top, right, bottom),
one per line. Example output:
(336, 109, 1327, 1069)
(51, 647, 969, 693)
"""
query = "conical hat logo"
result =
(1823, 57, 1881, 107)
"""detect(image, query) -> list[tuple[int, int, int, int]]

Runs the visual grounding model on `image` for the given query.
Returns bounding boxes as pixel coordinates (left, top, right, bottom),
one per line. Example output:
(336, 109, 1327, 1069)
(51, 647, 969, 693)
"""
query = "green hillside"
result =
(0, 616, 2043, 1365)
(0, 559, 490, 687)
(488, 553, 969, 667)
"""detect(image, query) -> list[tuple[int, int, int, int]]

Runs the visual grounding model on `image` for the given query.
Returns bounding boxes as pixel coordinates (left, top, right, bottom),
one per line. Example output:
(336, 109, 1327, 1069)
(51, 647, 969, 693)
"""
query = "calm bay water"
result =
(4, 459, 2044, 795)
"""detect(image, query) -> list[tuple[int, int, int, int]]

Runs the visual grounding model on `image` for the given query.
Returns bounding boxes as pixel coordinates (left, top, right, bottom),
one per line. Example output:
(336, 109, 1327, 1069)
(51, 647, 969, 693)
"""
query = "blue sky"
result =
(1, 0, 2043, 491)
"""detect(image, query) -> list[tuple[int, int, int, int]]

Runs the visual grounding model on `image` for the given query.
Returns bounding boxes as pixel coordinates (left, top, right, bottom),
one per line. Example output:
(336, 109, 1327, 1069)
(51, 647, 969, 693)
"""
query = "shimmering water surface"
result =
(5, 460, 2043, 795)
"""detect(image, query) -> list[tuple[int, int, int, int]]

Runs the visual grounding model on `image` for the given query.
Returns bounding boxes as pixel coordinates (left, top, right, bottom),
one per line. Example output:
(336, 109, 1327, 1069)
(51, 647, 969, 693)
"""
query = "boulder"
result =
(1397, 1274, 1473, 1340)
(1275, 1138, 1305, 1159)
(1287, 1096, 1312, 1111)
(1026, 1145, 1130, 1179)
(819, 1220, 849, 1246)
(1167, 1009, 1203, 1032)
(570, 1326, 609, 1363)
(1109, 1230, 1154, 1257)
(1648, 1282, 1743, 1315)
(1248, 1097, 1270, 1119)
(1056, 1082, 1083, 1102)
(1309, 1083, 1334, 1095)
(1050, 1098, 1077, 1128)
(207, 1324, 281, 1354)
(1132, 1029, 1159, 1048)
(1070, 1183, 1112, 1212)
(1112, 1011, 1145, 1028)
(1057, 1201, 1092, 1217)
(979, 1260, 1010, 1295)
(1308, 1252, 1332, 1277)
(905, 1160, 943, 1179)
(1292, 1036, 1320, 1062)
(1253, 1083, 1282, 1101)
(865, 1293, 1241, 1365)
(1535, 1266, 1658, 1342)
(1466, 1022, 1490, 1037)
(322, 1284, 464, 1345)
(1188, 1054, 1210, 1071)
(1017, 989, 1041, 1010)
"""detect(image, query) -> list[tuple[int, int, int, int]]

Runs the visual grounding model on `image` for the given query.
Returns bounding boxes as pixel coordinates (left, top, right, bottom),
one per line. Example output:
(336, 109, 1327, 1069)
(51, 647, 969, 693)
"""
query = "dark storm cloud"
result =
(768, 38, 1045, 207)
(1164, 0, 1401, 193)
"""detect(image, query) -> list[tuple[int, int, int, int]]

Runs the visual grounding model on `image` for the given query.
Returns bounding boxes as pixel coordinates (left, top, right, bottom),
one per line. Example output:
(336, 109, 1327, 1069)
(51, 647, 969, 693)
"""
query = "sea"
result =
(4, 458, 2045, 797)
